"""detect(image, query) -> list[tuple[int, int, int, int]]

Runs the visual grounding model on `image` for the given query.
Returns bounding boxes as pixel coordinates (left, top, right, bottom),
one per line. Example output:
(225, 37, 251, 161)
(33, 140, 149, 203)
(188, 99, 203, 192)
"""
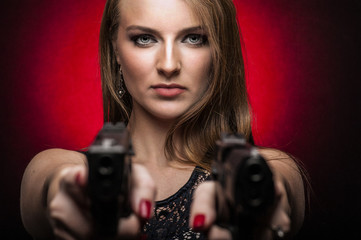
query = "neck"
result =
(127, 108, 180, 168)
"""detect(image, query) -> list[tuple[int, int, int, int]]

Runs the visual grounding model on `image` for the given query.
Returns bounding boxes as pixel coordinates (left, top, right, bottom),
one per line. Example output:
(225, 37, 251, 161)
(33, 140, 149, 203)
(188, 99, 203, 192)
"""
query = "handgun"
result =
(211, 133, 275, 239)
(87, 122, 133, 238)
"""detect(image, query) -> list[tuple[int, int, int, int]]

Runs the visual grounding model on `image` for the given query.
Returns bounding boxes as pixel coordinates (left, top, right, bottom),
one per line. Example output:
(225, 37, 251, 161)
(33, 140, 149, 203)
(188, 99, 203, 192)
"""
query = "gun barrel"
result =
(212, 133, 275, 238)
(87, 122, 132, 237)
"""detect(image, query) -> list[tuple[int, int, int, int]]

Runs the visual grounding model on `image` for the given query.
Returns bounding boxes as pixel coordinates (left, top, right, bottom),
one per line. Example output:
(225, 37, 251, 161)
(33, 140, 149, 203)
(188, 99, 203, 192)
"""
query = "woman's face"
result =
(113, 0, 212, 121)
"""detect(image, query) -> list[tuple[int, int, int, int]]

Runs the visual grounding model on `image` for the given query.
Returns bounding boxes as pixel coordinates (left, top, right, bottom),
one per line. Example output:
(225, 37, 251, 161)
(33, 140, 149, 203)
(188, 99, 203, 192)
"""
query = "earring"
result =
(118, 66, 126, 99)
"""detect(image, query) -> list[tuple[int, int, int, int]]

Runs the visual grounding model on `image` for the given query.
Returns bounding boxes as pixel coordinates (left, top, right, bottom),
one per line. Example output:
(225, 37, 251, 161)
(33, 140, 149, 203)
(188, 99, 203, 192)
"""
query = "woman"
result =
(20, 0, 307, 239)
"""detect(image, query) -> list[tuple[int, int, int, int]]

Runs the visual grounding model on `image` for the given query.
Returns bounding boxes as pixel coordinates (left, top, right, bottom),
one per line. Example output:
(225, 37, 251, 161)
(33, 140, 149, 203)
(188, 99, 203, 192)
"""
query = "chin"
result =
(146, 106, 189, 122)
(133, 100, 192, 122)
(151, 111, 184, 121)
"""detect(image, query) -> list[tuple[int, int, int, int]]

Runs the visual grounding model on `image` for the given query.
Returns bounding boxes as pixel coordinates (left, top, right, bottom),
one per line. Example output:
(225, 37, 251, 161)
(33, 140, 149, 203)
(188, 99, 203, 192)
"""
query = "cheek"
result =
(185, 50, 212, 90)
(119, 48, 155, 85)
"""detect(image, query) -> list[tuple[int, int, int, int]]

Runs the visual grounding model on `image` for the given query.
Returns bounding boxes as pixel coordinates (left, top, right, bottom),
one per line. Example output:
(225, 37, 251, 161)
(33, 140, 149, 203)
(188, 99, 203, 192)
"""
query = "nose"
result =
(156, 40, 181, 79)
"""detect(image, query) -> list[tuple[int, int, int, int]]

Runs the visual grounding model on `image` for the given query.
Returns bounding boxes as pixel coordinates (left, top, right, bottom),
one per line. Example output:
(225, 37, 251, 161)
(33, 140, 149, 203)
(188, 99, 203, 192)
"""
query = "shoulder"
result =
(256, 147, 304, 187)
(257, 147, 292, 161)
(26, 148, 87, 175)
(257, 147, 301, 173)
(23, 148, 87, 186)
(31, 148, 86, 163)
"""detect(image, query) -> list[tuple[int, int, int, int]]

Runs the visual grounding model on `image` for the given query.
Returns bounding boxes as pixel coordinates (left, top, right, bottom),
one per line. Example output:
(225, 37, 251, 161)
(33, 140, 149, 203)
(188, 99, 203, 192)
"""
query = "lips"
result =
(151, 84, 186, 97)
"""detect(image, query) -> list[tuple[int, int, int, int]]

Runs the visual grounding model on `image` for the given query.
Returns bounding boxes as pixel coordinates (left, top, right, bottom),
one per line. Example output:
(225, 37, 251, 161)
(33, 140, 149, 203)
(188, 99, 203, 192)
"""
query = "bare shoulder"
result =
(22, 148, 87, 183)
(257, 147, 305, 190)
(23, 148, 87, 181)
(257, 147, 293, 161)
(257, 147, 300, 173)
(30, 148, 87, 167)
(33, 148, 86, 161)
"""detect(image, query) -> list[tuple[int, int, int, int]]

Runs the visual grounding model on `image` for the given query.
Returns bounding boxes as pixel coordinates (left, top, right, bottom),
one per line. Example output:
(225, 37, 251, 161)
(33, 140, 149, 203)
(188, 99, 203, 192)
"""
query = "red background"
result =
(0, 0, 360, 238)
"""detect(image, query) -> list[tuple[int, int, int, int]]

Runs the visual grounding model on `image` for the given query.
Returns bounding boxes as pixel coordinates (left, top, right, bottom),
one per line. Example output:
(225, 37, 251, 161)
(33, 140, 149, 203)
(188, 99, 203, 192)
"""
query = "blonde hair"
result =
(99, 0, 252, 170)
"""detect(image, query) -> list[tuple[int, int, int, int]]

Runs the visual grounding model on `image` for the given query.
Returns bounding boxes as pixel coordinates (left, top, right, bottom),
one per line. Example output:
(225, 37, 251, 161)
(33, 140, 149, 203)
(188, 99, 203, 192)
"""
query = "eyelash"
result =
(182, 34, 208, 46)
(130, 34, 208, 47)
(131, 34, 156, 47)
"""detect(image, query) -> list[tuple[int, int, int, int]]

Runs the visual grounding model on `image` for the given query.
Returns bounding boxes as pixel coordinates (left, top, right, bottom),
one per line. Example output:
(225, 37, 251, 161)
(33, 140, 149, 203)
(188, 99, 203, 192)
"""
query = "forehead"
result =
(118, 0, 200, 29)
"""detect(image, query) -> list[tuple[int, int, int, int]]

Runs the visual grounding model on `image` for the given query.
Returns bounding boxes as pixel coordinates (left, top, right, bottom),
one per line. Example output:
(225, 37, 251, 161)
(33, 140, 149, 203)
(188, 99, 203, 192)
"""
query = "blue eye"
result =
(132, 34, 156, 46)
(183, 34, 208, 45)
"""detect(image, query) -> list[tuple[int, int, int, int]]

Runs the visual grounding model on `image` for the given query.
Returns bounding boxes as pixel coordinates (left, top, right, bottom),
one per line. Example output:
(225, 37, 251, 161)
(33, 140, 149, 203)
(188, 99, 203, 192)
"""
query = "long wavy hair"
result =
(99, 0, 252, 170)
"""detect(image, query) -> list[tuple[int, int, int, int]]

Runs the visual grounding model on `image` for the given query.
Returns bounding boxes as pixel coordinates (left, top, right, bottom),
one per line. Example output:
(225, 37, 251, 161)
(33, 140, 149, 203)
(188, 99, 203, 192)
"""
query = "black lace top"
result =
(143, 167, 211, 239)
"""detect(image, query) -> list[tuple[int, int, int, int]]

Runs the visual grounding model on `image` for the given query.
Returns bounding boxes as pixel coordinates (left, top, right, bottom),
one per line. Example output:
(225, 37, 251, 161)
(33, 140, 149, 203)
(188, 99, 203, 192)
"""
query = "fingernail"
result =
(139, 199, 151, 219)
(75, 172, 81, 185)
(193, 214, 205, 231)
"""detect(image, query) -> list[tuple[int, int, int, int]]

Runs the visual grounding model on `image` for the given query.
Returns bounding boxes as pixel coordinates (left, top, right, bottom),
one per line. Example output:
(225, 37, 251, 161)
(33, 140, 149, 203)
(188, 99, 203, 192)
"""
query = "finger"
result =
(58, 165, 87, 189)
(58, 166, 89, 207)
(242, 171, 291, 240)
(118, 213, 142, 239)
(49, 190, 92, 239)
(270, 180, 291, 233)
(131, 163, 156, 220)
(208, 225, 232, 240)
(190, 181, 217, 231)
(52, 217, 80, 240)
(255, 178, 291, 240)
(52, 226, 77, 240)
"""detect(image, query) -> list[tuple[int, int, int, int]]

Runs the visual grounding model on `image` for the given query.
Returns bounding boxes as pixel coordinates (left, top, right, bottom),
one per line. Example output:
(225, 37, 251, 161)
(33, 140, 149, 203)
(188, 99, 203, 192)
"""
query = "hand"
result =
(48, 163, 156, 239)
(189, 173, 291, 240)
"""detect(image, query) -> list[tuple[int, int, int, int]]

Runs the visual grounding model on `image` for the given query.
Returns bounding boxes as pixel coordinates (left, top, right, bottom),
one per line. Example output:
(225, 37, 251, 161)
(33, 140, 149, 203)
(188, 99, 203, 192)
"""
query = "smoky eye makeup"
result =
(126, 25, 159, 47)
(129, 34, 157, 47)
(125, 25, 209, 48)
(182, 33, 208, 46)
(179, 26, 209, 47)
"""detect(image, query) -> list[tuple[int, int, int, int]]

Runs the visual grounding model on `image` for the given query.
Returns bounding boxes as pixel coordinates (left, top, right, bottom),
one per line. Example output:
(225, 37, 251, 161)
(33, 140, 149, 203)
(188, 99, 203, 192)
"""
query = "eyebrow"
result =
(125, 25, 205, 35)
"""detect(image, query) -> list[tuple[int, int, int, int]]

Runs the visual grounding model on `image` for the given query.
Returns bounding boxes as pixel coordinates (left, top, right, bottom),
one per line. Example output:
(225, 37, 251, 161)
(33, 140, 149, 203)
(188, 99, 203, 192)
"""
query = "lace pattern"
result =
(143, 167, 211, 239)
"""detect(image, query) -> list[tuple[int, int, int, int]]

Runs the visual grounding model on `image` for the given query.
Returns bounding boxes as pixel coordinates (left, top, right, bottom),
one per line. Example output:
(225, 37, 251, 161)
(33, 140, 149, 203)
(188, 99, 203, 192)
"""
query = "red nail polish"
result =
(139, 199, 151, 219)
(75, 172, 81, 185)
(193, 214, 205, 230)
